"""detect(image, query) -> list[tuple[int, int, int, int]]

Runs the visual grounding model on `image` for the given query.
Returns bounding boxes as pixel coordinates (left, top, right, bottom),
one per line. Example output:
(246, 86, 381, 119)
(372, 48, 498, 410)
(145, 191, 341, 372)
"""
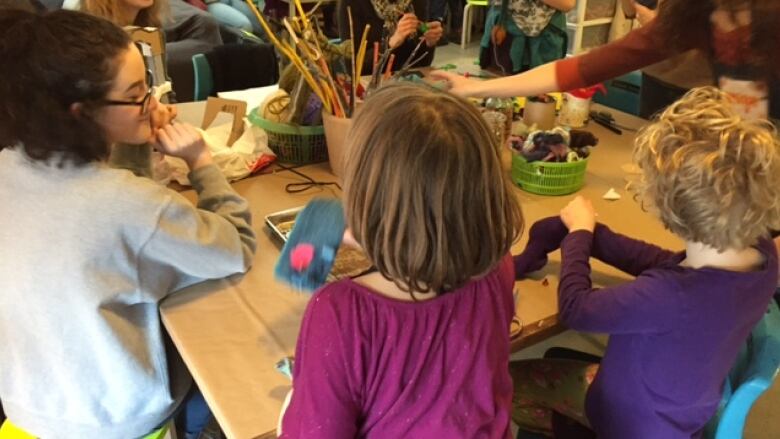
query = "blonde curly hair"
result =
(633, 86, 780, 251)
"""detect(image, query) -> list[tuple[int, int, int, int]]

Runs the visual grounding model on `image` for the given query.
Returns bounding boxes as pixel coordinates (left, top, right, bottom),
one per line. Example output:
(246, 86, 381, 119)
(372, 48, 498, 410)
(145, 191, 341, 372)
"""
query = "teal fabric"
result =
(480, 6, 567, 73)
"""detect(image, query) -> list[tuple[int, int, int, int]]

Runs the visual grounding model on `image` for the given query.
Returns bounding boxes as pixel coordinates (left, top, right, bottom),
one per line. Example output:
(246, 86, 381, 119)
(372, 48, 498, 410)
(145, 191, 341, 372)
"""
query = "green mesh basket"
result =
(511, 153, 588, 196)
(249, 108, 328, 164)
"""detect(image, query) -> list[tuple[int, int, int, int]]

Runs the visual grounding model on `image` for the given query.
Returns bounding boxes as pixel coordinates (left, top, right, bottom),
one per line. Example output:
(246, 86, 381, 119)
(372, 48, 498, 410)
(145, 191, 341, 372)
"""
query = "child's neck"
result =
(681, 240, 764, 272)
(353, 271, 438, 302)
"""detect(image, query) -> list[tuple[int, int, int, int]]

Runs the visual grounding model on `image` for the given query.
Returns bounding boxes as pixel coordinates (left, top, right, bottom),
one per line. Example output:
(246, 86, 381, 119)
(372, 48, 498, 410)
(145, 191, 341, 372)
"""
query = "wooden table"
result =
(161, 104, 684, 438)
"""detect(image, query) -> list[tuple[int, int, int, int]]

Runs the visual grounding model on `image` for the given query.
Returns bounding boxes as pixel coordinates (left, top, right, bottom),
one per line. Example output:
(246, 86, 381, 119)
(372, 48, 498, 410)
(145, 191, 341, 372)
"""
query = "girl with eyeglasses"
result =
(0, 9, 256, 439)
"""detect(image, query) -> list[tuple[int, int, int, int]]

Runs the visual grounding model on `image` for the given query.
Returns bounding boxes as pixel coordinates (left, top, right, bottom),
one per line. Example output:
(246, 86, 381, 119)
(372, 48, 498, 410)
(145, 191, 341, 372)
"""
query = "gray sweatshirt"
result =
(0, 147, 256, 438)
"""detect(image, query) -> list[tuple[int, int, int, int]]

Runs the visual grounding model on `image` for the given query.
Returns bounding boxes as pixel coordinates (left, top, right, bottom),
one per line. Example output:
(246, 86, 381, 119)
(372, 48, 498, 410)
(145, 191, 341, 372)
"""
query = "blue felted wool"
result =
(274, 198, 346, 291)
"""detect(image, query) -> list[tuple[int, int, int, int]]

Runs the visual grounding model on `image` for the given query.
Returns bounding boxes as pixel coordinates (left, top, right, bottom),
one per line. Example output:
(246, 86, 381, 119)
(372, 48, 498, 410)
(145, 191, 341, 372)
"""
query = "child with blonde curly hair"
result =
(511, 86, 780, 438)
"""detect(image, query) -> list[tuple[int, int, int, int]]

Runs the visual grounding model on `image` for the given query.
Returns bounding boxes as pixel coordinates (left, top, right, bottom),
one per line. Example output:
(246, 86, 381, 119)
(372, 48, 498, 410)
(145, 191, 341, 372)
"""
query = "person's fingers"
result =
(181, 124, 202, 146)
(428, 70, 457, 81)
(426, 29, 443, 40)
(399, 22, 417, 34)
(164, 123, 187, 148)
(155, 128, 174, 153)
(171, 121, 189, 137)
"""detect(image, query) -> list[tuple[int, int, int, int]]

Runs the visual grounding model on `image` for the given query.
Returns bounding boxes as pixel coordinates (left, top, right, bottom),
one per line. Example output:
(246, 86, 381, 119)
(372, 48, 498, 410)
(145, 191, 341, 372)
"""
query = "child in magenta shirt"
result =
(279, 83, 525, 438)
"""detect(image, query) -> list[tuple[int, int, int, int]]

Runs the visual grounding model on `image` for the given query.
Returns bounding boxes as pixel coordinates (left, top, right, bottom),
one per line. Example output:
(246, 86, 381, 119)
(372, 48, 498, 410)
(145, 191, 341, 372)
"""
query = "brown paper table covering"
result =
(161, 103, 683, 438)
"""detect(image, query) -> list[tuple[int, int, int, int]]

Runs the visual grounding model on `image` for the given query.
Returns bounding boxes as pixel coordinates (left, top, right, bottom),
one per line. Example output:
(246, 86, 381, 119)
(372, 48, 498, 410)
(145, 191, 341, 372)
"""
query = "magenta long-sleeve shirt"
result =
(280, 255, 516, 439)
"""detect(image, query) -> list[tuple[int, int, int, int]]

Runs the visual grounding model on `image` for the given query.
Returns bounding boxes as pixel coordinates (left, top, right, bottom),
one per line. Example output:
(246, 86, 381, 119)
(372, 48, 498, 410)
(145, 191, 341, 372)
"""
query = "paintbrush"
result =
(311, 18, 350, 117)
(394, 38, 426, 76)
(354, 25, 370, 104)
(383, 54, 395, 81)
(370, 39, 394, 89)
(347, 7, 357, 113)
(372, 41, 379, 78)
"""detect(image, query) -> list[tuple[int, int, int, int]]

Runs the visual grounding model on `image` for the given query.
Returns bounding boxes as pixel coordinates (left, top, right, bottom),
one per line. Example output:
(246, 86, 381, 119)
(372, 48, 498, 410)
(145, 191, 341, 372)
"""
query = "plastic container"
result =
(511, 153, 588, 195)
(485, 97, 513, 140)
(248, 108, 328, 164)
(481, 111, 507, 145)
(557, 92, 592, 128)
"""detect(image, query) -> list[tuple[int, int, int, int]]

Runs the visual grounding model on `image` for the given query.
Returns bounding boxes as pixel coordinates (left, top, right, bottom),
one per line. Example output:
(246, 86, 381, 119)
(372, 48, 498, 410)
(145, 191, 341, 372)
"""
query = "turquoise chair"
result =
(461, 0, 489, 49)
(705, 299, 780, 439)
(192, 53, 214, 102)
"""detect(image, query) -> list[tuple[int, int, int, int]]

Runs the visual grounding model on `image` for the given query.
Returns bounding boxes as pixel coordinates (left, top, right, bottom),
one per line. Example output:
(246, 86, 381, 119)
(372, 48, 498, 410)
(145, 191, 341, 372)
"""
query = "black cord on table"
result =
(275, 162, 342, 193)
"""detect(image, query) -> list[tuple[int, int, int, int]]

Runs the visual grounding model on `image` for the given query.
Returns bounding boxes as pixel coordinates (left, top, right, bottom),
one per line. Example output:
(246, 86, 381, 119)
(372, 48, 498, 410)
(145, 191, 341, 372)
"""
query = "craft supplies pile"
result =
(249, 0, 433, 127)
(471, 93, 599, 164)
(510, 125, 599, 163)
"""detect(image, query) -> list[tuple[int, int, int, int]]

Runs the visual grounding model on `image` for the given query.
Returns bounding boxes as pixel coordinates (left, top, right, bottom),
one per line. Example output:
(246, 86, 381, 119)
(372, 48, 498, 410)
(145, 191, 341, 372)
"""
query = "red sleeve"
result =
(555, 19, 691, 91)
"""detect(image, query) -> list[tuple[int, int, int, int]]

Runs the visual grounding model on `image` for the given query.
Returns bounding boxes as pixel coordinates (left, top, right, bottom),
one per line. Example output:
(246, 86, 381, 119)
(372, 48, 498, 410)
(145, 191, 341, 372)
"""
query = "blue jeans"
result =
(207, 2, 252, 32)
(169, 385, 213, 439)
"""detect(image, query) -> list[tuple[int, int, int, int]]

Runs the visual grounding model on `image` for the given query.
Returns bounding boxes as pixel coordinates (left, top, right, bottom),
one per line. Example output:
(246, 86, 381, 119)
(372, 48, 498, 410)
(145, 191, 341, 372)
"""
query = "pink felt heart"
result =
(290, 243, 315, 272)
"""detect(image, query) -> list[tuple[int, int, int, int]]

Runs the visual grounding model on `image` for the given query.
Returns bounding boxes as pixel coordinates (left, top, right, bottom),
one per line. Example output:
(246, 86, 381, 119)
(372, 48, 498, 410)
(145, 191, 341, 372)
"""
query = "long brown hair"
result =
(343, 83, 524, 295)
(0, 9, 132, 165)
(656, 0, 780, 78)
(81, 0, 168, 27)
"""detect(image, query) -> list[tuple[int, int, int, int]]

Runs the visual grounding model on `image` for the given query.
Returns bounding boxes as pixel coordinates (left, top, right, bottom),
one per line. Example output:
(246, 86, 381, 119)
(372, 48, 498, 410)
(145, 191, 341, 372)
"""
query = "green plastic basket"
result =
(249, 108, 328, 164)
(511, 153, 588, 195)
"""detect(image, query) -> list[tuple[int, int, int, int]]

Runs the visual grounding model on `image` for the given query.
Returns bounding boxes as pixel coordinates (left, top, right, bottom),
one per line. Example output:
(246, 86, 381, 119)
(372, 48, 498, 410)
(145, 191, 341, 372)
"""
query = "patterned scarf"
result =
(369, 0, 414, 33)
(492, 0, 557, 37)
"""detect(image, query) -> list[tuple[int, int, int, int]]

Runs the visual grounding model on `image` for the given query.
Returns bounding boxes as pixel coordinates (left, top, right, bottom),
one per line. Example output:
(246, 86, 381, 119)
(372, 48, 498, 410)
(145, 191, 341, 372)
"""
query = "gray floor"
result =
(430, 39, 780, 439)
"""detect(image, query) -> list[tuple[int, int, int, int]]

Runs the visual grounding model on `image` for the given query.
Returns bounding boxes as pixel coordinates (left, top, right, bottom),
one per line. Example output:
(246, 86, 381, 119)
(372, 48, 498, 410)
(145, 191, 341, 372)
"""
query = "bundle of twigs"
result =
(246, 0, 369, 118)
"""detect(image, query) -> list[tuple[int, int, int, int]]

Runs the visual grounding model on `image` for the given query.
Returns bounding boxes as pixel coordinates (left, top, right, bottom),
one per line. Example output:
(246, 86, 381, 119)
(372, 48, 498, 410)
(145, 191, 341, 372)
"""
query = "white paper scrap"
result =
(603, 188, 621, 201)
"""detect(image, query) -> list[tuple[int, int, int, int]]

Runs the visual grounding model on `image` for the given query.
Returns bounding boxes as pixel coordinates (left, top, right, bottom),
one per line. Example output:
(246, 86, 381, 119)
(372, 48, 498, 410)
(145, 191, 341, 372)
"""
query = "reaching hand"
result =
(513, 216, 569, 279)
(560, 195, 597, 233)
(423, 21, 443, 47)
(428, 70, 481, 97)
(633, 1, 657, 25)
(153, 121, 212, 171)
(389, 13, 420, 49)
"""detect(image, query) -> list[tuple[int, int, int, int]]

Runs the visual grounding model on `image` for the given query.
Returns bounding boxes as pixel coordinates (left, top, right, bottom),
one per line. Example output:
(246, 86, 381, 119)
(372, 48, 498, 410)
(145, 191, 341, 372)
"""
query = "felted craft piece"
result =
(521, 130, 569, 162)
(260, 89, 292, 122)
(569, 129, 598, 158)
(274, 198, 346, 291)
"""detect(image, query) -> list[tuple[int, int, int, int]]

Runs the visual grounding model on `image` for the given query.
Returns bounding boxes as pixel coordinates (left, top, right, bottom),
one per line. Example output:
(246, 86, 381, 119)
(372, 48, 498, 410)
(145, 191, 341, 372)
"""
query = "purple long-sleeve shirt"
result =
(518, 217, 778, 438)
(280, 255, 516, 438)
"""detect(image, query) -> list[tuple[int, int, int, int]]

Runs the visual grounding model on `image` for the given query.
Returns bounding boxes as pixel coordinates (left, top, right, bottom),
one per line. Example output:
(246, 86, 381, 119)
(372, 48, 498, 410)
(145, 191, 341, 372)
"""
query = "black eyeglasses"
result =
(100, 69, 154, 114)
